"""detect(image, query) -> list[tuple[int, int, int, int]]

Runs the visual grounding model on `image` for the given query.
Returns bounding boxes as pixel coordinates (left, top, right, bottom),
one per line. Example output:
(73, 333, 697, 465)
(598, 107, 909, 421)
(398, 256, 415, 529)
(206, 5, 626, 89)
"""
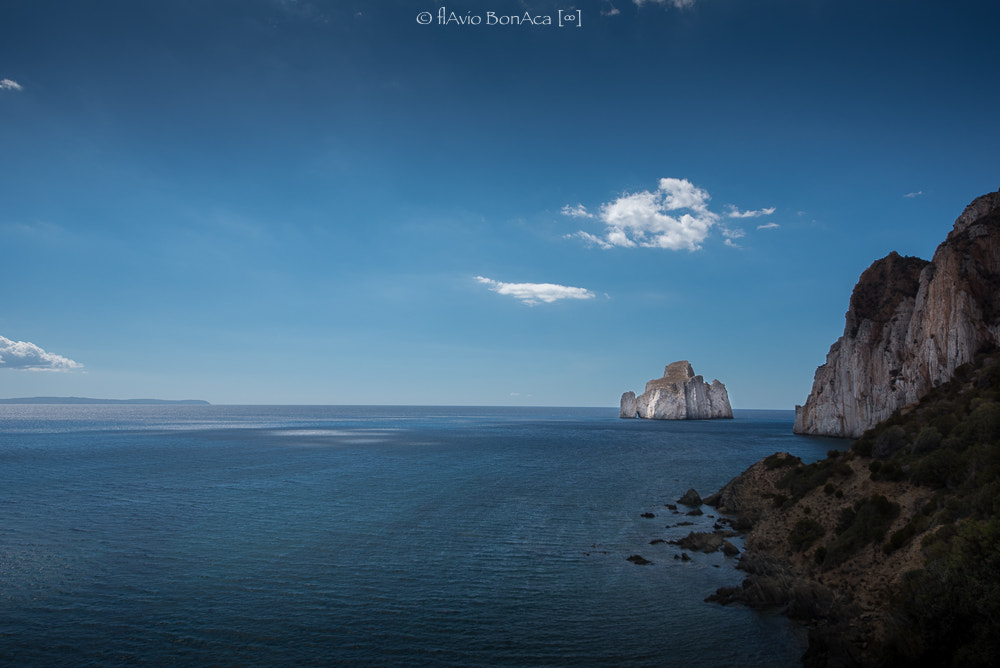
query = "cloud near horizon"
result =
(1, 78, 23, 92)
(567, 177, 719, 251)
(0, 335, 82, 371)
(475, 276, 595, 306)
(757, 222, 780, 230)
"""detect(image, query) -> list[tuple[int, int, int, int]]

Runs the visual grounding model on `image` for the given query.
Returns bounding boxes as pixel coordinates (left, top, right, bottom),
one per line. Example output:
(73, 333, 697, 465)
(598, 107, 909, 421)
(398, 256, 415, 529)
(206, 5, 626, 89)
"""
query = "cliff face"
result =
(795, 192, 1000, 438)
(620, 360, 733, 420)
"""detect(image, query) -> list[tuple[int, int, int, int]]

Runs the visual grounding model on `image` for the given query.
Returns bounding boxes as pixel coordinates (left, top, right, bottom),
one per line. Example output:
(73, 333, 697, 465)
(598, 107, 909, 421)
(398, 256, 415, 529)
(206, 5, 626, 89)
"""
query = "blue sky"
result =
(1, 0, 998, 407)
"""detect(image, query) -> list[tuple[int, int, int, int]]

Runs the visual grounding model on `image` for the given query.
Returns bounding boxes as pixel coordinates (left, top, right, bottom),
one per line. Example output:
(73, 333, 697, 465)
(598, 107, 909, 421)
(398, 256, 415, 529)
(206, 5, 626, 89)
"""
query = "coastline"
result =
(700, 350, 1000, 666)
(701, 451, 926, 666)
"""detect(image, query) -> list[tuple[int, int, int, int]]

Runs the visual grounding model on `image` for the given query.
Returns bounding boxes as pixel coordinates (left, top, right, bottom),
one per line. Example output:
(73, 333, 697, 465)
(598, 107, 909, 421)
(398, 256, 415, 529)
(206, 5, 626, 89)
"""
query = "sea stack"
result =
(620, 361, 733, 420)
(794, 191, 1000, 438)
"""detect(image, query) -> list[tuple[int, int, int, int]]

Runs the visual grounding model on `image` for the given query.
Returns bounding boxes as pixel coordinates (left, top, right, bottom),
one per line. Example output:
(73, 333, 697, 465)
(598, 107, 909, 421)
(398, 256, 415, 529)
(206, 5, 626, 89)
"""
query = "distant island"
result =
(620, 360, 732, 420)
(0, 397, 210, 405)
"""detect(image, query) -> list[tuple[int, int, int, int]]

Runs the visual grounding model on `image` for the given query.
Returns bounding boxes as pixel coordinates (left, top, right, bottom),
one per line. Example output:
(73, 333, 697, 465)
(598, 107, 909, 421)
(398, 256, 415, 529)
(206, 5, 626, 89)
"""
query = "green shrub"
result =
(884, 515, 927, 553)
(852, 436, 874, 457)
(873, 425, 908, 460)
(764, 493, 788, 508)
(821, 495, 899, 569)
(777, 458, 852, 501)
(931, 412, 960, 437)
(789, 518, 825, 552)
(884, 519, 1000, 666)
(912, 448, 962, 488)
(967, 401, 1000, 444)
(763, 453, 801, 470)
(913, 426, 943, 454)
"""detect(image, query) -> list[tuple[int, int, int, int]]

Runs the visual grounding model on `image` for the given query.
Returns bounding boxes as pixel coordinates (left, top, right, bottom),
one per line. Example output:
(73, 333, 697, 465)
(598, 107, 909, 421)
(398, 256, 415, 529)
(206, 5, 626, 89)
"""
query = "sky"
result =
(1, 0, 998, 408)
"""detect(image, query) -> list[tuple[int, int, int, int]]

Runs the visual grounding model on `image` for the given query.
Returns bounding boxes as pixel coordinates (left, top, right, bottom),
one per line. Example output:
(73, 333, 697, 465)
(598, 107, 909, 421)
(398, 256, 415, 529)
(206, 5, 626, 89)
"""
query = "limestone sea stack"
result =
(794, 191, 1000, 438)
(620, 361, 733, 420)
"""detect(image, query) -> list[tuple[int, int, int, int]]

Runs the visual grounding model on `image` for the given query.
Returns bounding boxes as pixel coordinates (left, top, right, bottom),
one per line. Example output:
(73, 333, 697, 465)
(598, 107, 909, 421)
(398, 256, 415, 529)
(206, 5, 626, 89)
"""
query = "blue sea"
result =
(0, 405, 845, 666)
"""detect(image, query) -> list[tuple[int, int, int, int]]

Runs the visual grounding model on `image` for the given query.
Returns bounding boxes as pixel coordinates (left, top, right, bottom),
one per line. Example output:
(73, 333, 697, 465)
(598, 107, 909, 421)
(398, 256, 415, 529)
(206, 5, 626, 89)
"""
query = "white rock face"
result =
(619, 391, 637, 419)
(620, 361, 733, 420)
(794, 192, 1000, 438)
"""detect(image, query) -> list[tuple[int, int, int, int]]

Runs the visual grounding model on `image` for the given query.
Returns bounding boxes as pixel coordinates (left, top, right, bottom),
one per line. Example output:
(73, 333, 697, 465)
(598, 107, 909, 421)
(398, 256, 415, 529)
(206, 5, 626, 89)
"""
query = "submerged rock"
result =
(678, 488, 703, 506)
(619, 361, 733, 420)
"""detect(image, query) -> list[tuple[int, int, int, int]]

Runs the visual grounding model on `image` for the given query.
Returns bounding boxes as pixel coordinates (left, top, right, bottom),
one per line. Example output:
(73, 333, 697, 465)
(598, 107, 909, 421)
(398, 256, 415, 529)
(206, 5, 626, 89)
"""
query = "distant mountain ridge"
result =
(0, 397, 210, 405)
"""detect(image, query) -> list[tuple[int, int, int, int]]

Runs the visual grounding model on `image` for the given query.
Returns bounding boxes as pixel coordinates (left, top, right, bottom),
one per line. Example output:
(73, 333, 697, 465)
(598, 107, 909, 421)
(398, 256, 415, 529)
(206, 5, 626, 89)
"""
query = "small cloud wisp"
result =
(475, 276, 595, 306)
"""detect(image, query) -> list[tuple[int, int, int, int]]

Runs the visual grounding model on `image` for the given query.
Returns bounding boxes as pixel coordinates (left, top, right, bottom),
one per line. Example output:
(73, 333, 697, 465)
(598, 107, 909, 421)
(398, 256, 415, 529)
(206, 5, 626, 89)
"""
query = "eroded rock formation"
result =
(794, 191, 1000, 437)
(620, 361, 733, 420)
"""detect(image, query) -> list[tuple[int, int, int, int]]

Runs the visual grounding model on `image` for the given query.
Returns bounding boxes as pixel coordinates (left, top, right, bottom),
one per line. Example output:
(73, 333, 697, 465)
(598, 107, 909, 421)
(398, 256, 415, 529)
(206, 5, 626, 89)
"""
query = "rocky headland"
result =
(794, 191, 1000, 438)
(704, 192, 1000, 666)
(620, 361, 733, 420)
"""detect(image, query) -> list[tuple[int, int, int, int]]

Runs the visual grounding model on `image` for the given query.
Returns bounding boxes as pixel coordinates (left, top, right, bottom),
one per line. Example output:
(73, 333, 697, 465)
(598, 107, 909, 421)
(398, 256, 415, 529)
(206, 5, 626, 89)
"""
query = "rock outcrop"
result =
(795, 191, 1000, 438)
(620, 361, 733, 420)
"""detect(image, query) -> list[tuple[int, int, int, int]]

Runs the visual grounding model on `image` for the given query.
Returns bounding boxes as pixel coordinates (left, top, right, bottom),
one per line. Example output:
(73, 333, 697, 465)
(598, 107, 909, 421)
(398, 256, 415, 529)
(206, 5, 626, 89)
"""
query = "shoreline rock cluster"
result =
(620, 361, 733, 420)
(698, 445, 946, 667)
(625, 487, 743, 567)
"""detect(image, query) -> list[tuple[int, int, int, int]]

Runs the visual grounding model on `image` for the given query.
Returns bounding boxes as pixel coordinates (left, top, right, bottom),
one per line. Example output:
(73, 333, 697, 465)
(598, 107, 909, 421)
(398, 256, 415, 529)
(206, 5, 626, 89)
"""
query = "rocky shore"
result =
(702, 452, 932, 666)
(618, 192, 1000, 665)
(681, 193, 1000, 666)
(699, 346, 1000, 666)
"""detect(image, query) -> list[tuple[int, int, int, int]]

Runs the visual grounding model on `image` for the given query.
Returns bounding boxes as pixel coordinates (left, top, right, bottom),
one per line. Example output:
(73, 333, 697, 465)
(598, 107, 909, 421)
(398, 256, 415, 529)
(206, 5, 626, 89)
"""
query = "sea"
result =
(0, 405, 847, 667)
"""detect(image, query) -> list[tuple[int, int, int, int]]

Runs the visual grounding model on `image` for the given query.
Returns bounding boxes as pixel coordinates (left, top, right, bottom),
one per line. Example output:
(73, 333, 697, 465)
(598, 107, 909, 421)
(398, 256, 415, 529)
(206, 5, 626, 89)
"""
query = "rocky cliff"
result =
(620, 361, 733, 420)
(795, 191, 1000, 438)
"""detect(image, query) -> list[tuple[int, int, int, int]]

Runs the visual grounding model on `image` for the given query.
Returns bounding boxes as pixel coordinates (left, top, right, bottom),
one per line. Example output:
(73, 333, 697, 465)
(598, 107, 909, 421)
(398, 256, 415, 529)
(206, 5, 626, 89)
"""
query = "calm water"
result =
(0, 406, 845, 666)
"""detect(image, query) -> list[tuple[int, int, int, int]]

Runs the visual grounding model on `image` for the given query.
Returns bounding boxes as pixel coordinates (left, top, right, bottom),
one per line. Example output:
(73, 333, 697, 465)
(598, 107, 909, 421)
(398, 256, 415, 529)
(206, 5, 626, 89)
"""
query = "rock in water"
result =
(619, 391, 637, 418)
(677, 488, 703, 506)
(619, 361, 733, 420)
(794, 191, 1000, 438)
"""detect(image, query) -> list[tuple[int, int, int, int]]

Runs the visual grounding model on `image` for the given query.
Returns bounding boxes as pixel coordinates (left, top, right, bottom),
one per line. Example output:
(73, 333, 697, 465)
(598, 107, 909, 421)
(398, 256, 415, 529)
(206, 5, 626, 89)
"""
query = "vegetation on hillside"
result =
(845, 351, 1000, 666)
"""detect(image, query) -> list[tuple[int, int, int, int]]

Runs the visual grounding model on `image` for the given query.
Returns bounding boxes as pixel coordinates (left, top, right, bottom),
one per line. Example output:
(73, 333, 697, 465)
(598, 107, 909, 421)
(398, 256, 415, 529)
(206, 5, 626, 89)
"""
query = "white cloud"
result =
(475, 276, 595, 306)
(721, 226, 745, 248)
(574, 177, 718, 251)
(757, 222, 780, 230)
(561, 203, 594, 219)
(0, 336, 82, 371)
(569, 230, 614, 249)
(0, 79, 23, 92)
(727, 205, 776, 219)
(633, 0, 696, 8)
(904, 191, 924, 198)
(601, 4, 621, 16)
